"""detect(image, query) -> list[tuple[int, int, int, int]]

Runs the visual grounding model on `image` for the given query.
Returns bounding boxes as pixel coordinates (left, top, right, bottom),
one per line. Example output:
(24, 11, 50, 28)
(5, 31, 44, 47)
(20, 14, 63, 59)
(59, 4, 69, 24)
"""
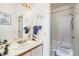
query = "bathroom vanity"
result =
(5, 39, 43, 56)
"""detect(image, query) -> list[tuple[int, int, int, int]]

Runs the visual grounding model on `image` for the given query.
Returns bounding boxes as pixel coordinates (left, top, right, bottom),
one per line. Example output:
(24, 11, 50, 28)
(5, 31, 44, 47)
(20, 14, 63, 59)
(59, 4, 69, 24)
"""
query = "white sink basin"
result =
(10, 41, 32, 50)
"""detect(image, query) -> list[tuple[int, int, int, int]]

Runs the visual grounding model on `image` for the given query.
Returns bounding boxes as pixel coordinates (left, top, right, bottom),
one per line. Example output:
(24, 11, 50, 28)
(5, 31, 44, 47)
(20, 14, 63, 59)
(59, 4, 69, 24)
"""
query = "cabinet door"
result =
(30, 45, 43, 56)
(22, 52, 31, 56)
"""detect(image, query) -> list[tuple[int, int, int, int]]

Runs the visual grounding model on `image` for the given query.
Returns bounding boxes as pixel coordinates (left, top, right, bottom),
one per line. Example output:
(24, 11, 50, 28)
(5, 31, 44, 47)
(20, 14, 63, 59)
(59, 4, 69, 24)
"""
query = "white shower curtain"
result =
(58, 13, 72, 44)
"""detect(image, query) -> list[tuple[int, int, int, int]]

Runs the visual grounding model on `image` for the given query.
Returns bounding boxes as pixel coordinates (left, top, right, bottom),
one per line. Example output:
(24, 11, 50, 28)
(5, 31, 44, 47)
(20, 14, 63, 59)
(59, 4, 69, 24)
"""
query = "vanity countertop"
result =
(5, 39, 43, 56)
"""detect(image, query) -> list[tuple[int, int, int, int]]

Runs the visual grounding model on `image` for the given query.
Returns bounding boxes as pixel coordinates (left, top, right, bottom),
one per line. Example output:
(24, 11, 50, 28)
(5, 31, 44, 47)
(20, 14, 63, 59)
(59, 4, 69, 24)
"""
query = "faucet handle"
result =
(2, 40, 7, 44)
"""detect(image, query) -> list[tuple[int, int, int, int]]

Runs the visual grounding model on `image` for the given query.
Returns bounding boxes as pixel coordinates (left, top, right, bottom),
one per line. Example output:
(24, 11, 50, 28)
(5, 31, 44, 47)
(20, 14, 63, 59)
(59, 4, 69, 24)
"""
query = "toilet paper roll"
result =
(58, 41, 71, 49)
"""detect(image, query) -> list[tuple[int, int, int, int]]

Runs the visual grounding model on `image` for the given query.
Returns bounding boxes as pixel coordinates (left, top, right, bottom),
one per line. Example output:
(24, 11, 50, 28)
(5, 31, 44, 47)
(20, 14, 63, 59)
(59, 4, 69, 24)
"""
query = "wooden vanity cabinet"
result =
(19, 43, 43, 56)
(30, 45, 43, 56)
(22, 52, 31, 56)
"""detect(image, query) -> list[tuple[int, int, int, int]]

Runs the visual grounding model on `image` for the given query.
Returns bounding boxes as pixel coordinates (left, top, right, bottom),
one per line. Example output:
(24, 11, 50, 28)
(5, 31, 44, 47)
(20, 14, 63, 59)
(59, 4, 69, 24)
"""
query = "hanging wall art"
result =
(0, 12, 11, 25)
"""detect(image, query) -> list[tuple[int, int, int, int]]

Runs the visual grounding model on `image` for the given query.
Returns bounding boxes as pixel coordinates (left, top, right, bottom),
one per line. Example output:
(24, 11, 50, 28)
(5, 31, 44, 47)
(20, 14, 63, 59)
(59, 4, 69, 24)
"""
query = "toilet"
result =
(55, 41, 73, 56)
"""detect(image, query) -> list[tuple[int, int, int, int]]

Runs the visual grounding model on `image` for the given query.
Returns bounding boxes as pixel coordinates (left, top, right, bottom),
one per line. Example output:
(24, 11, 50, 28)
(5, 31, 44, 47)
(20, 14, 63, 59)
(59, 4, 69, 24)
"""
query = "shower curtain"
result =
(52, 10, 73, 48)
(58, 13, 72, 44)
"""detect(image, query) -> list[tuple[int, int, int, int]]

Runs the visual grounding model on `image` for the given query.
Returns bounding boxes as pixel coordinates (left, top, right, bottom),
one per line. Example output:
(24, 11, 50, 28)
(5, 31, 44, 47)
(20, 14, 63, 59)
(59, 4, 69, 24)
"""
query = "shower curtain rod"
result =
(51, 7, 74, 14)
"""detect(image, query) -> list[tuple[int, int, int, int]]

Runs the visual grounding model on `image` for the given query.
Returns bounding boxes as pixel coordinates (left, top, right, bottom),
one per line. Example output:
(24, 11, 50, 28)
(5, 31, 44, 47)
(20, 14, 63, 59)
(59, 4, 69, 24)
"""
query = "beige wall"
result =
(0, 3, 18, 41)
(72, 4, 79, 56)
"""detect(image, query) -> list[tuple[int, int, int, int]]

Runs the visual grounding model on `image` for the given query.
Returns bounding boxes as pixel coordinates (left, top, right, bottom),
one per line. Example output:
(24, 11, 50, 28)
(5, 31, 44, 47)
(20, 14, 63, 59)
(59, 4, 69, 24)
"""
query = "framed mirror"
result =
(18, 15, 23, 39)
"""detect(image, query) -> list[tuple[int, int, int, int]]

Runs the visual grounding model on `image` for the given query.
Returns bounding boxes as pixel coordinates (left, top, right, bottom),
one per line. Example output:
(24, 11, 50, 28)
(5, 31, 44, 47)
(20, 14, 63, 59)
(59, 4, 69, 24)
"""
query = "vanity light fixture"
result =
(20, 3, 32, 10)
